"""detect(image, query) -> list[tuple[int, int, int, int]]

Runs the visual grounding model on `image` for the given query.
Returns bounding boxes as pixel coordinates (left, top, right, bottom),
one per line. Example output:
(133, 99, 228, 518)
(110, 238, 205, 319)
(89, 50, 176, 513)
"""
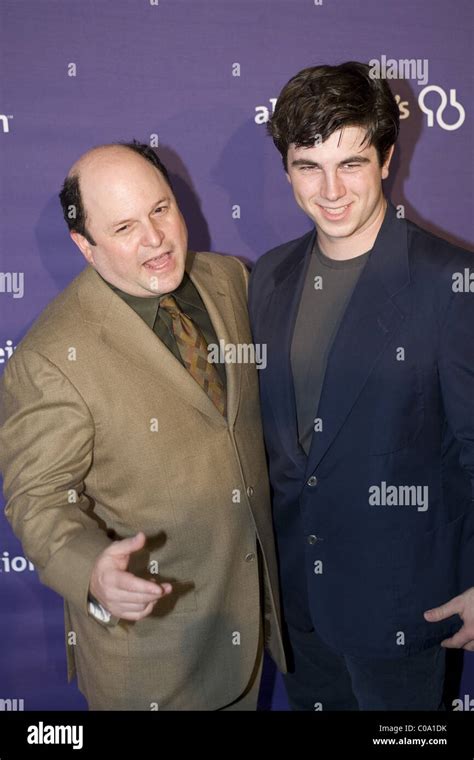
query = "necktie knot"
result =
(159, 294, 181, 318)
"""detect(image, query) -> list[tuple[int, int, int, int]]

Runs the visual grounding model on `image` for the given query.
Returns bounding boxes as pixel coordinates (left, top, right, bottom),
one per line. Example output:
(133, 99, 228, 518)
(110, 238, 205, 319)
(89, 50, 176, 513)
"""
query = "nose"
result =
(141, 218, 165, 248)
(320, 170, 346, 202)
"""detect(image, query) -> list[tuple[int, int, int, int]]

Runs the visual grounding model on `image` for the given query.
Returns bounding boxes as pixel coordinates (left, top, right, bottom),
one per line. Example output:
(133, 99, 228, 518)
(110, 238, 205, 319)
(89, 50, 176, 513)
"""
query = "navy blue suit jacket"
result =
(249, 203, 474, 658)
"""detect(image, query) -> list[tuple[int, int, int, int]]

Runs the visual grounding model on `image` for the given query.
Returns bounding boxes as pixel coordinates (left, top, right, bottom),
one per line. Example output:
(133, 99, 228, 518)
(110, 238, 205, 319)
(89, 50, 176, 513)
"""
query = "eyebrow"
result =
(291, 156, 371, 168)
(110, 197, 170, 229)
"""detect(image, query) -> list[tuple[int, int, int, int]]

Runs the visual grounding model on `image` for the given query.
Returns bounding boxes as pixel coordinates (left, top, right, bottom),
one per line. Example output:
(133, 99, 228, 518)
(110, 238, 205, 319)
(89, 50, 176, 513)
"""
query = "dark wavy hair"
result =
(58, 141, 173, 246)
(268, 62, 400, 170)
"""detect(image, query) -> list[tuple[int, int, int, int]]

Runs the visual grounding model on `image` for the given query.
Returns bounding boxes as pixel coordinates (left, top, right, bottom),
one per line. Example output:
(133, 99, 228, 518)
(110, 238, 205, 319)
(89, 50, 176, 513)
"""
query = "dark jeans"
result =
(284, 624, 446, 711)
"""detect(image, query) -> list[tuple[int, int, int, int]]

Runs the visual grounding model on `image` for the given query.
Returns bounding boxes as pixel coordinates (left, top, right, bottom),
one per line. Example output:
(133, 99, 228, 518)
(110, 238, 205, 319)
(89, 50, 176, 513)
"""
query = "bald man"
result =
(0, 142, 286, 710)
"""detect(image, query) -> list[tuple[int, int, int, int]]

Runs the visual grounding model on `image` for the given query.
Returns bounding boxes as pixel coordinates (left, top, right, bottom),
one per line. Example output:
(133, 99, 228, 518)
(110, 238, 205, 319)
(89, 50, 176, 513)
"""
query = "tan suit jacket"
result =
(0, 251, 286, 710)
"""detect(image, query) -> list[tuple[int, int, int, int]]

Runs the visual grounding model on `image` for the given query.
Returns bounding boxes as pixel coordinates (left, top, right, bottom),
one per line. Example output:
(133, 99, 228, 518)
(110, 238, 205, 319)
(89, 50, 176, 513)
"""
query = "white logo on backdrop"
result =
(0, 551, 35, 573)
(0, 114, 13, 133)
(0, 340, 16, 363)
(418, 86, 465, 131)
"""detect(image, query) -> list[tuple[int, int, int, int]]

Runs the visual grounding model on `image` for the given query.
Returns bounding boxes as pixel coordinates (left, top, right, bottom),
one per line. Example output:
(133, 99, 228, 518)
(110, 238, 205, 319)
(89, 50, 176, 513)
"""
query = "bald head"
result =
(59, 142, 172, 244)
(69, 143, 127, 177)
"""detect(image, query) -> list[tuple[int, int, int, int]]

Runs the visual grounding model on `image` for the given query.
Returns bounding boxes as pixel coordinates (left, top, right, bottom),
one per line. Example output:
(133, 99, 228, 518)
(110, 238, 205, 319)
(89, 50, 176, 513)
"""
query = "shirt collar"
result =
(98, 271, 204, 329)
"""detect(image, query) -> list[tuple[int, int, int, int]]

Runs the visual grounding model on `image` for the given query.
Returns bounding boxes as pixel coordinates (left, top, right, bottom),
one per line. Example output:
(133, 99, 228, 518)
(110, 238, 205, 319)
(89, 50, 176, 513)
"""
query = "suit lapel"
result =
(186, 252, 241, 429)
(76, 254, 239, 427)
(305, 203, 410, 476)
(263, 231, 315, 469)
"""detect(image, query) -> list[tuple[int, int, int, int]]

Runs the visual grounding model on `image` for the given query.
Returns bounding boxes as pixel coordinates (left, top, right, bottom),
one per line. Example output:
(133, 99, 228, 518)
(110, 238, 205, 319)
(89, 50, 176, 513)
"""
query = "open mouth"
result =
(319, 203, 352, 220)
(143, 252, 172, 271)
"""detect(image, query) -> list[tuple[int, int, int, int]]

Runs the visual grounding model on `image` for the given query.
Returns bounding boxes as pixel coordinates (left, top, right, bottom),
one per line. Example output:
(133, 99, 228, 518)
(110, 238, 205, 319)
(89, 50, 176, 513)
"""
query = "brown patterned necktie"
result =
(159, 294, 226, 416)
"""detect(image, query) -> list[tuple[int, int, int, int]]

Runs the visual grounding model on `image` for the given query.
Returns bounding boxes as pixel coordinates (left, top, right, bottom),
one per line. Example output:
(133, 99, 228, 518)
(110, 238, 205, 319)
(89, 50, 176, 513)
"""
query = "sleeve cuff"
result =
(87, 593, 112, 624)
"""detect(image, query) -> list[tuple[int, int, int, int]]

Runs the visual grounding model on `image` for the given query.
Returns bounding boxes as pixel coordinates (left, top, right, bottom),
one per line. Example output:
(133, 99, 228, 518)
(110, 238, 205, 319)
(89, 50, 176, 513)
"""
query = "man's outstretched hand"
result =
(89, 532, 172, 620)
(424, 587, 474, 651)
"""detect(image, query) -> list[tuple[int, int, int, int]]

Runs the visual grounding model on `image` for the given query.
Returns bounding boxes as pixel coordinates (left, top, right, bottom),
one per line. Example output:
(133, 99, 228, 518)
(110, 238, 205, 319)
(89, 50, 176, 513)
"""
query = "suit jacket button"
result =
(246, 486, 254, 497)
(245, 553, 256, 562)
(307, 535, 318, 545)
(307, 476, 318, 487)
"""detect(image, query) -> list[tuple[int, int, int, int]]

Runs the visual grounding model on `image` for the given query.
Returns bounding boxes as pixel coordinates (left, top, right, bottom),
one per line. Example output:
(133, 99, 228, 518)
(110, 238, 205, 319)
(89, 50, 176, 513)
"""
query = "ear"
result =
(285, 171, 292, 185)
(381, 145, 395, 180)
(70, 231, 95, 265)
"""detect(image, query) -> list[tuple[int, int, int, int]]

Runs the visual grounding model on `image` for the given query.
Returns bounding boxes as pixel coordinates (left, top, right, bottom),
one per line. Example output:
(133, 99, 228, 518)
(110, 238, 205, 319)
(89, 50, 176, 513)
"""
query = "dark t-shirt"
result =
(291, 243, 370, 454)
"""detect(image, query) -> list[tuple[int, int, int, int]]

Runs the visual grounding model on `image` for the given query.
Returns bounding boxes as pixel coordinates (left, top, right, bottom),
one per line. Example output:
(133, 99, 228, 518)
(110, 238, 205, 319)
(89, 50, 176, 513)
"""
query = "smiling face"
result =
(286, 126, 394, 259)
(70, 146, 188, 297)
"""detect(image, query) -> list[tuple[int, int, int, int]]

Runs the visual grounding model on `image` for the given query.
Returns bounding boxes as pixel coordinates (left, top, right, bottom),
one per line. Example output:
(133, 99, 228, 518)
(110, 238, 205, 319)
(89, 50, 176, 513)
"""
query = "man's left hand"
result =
(424, 587, 474, 650)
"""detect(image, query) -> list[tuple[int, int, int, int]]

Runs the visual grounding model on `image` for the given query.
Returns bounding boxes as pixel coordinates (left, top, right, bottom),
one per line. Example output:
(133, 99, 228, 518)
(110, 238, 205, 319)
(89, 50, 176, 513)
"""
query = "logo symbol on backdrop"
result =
(0, 551, 35, 573)
(0, 339, 16, 364)
(0, 114, 13, 133)
(418, 86, 465, 131)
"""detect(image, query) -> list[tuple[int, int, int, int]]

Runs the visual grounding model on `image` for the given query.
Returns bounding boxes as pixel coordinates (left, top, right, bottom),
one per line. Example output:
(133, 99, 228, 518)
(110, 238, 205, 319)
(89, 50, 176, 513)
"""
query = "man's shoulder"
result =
(189, 251, 250, 297)
(14, 267, 99, 357)
(406, 217, 473, 270)
(192, 250, 248, 277)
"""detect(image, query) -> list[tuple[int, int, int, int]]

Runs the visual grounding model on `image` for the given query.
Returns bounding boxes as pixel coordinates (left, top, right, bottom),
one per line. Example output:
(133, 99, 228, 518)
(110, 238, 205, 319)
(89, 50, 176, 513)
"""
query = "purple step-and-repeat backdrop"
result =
(0, 0, 472, 711)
